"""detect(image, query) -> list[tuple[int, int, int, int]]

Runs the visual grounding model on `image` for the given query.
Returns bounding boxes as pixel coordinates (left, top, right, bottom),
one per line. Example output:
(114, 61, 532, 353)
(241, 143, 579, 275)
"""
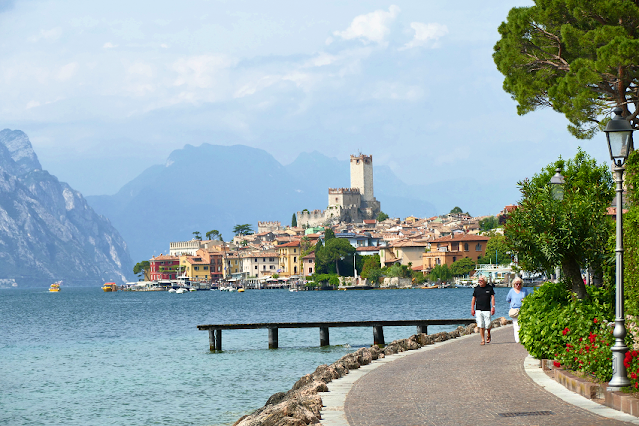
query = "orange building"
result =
(422, 234, 491, 270)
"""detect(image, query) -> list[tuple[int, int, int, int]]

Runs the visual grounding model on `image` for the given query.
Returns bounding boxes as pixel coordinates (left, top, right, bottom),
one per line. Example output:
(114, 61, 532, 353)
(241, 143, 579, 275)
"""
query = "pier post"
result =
(209, 329, 222, 351)
(269, 328, 279, 349)
(208, 329, 215, 351)
(373, 326, 384, 346)
(417, 325, 427, 335)
(320, 327, 330, 346)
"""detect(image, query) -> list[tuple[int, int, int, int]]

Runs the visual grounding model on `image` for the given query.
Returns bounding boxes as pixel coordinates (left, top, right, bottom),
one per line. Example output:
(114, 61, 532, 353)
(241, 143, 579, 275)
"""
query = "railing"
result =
(197, 319, 475, 351)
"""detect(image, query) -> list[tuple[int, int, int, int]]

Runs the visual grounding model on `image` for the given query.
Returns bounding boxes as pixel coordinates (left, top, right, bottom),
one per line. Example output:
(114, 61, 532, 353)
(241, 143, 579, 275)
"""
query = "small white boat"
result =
(189, 287, 197, 292)
(289, 288, 298, 292)
(175, 288, 187, 294)
(168, 288, 176, 293)
(228, 287, 236, 292)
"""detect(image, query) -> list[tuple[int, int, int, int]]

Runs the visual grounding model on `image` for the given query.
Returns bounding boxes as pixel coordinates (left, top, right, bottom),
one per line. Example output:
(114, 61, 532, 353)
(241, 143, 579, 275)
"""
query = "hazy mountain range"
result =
(0, 130, 133, 287)
(86, 143, 508, 262)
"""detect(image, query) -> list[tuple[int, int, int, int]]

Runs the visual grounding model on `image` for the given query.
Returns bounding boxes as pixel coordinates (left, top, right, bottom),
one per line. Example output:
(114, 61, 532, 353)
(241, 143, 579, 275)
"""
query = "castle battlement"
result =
(350, 154, 372, 164)
(328, 187, 360, 194)
(257, 221, 282, 234)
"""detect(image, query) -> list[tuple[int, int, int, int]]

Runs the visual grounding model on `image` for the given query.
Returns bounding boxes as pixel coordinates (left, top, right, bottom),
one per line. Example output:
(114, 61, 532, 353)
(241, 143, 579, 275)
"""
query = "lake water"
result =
(1, 286, 512, 426)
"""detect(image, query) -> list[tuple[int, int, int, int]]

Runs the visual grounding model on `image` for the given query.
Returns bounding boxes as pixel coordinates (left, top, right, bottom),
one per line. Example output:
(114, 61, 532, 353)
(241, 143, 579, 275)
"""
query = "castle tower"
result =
(350, 154, 374, 202)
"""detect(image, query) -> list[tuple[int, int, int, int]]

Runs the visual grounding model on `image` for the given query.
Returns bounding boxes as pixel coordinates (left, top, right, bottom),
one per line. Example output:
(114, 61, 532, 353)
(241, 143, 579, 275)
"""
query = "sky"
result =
(0, 0, 615, 212)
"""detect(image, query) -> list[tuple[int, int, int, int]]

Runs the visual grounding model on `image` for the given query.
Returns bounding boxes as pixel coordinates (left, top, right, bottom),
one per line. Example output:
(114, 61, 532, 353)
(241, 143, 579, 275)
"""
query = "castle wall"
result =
(328, 188, 360, 209)
(258, 221, 282, 233)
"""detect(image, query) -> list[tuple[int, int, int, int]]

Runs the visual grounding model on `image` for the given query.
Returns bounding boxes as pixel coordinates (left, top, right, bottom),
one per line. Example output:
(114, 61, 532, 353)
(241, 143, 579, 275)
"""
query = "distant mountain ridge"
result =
(0, 129, 134, 287)
(86, 144, 504, 262)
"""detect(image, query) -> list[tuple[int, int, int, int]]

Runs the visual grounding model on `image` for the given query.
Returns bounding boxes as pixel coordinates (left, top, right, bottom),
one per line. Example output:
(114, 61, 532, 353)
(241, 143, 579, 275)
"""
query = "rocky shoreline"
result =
(232, 317, 511, 426)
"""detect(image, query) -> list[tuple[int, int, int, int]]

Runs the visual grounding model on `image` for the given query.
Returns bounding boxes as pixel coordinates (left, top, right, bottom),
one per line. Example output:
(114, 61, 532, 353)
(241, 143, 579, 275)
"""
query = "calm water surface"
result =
(1, 287, 511, 426)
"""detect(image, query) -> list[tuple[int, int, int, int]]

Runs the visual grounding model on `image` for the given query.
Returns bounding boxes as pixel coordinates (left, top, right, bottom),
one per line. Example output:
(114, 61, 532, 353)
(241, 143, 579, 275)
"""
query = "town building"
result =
(149, 254, 179, 281)
(277, 240, 301, 276)
(422, 234, 491, 270)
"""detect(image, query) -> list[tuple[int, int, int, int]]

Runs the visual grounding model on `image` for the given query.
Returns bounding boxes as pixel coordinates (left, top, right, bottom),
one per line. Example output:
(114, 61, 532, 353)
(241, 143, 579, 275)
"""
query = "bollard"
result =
(215, 329, 222, 351)
(417, 325, 427, 335)
(320, 327, 330, 346)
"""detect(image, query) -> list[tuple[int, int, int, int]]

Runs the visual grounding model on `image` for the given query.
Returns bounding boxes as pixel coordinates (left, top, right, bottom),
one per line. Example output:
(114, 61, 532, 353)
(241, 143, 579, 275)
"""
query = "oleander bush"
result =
(518, 281, 631, 381)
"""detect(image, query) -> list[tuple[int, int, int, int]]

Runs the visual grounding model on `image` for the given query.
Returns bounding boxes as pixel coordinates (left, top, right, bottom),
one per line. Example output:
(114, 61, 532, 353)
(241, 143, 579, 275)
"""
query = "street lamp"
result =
(605, 106, 634, 391)
(550, 167, 565, 200)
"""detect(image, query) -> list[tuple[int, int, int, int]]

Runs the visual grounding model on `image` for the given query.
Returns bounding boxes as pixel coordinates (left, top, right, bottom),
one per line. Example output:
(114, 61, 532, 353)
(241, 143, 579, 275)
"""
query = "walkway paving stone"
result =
(344, 326, 635, 426)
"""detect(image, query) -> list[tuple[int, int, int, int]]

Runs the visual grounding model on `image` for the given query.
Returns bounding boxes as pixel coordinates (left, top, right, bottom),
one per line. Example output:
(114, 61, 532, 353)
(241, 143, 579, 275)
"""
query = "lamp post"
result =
(550, 167, 565, 201)
(605, 106, 634, 391)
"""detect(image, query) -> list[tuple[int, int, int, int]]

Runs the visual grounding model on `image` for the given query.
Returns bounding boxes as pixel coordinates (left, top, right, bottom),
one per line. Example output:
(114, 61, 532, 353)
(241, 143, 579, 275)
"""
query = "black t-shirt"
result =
(473, 285, 495, 311)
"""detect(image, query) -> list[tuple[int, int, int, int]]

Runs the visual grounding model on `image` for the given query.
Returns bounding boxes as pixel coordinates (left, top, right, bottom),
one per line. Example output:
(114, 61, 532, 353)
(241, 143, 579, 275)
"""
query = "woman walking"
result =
(506, 277, 528, 343)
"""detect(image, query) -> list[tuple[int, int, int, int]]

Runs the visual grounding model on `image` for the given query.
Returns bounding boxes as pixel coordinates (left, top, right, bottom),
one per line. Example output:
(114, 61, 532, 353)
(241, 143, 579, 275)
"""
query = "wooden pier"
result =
(197, 319, 475, 351)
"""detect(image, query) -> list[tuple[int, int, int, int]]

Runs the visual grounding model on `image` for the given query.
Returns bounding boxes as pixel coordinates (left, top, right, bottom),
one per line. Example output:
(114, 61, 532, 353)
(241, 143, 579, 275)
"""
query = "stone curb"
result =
(524, 356, 639, 424)
(539, 359, 639, 418)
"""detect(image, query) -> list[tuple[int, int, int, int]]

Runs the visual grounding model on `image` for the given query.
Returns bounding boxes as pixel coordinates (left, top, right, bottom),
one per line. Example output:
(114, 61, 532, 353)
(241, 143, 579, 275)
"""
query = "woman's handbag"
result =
(509, 308, 520, 319)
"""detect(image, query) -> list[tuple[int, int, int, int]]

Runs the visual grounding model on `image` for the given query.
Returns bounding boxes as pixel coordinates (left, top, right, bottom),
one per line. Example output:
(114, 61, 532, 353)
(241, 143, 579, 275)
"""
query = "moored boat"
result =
(49, 281, 62, 292)
(102, 282, 118, 292)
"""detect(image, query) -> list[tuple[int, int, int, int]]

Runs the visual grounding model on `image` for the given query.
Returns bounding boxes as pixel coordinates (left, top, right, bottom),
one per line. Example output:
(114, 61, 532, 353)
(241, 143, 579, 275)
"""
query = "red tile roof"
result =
(431, 234, 491, 243)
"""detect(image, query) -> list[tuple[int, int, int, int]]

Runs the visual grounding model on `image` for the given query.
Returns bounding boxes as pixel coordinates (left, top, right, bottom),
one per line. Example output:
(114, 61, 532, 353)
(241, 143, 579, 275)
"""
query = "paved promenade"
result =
(322, 326, 639, 426)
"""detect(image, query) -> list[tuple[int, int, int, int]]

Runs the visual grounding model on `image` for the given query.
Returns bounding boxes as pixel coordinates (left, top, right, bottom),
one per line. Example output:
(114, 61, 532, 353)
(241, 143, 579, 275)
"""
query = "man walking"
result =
(471, 276, 495, 345)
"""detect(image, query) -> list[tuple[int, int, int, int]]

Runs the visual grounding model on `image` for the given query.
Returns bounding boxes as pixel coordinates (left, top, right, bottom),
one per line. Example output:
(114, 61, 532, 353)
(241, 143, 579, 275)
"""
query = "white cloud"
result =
(56, 62, 78, 81)
(370, 81, 424, 101)
(26, 100, 40, 109)
(172, 54, 235, 89)
(160, 44, 169, 49)
(103, 42, 117, 49)
(28, 27, 62, 43)
(401, 22, 448, 50)
(332, 5, 400, 44)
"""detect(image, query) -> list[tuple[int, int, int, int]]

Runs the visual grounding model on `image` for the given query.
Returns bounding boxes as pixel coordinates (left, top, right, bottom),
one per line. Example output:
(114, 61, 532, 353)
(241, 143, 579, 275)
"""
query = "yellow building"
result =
(380, 240, 429, 268)
(179, 254, 211, 281)
(277, 241, 301, 276)
(225, 252, 241, 277)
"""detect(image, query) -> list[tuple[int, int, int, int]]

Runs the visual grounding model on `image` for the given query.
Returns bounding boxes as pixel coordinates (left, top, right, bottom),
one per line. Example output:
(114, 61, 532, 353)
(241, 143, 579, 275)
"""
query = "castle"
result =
(297, 154, 381, 227)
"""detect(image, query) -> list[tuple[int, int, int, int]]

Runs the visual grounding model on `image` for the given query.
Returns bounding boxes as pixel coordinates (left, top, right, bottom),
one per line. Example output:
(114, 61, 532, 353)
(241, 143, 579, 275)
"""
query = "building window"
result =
(269, 258, 274, 262)
(294, 248, 297, 253)
(453, 257, 456, 262)
(255, 266, 258, 270)
(294, 257, 297, 262)
(475, 243, 482, 251)
(204, 266, 208, 270)
(194, 266, 199, 271)
(270, 265, 274, 270)
(464, 243, 469, 251)
(309, 267, 313, 274)
(262, 258, 265, 262)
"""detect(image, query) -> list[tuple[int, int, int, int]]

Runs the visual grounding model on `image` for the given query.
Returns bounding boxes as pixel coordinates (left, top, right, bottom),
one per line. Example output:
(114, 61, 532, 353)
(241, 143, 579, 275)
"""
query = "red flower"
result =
(594, 318, 598, 324)
(631, 373, 637, 379)
(553, 361, 561, 368)
(633, 350, 638, 357)
(579, 337, 583, 342)
(635, 382, 639, 389)
(563, 327, 569, 336)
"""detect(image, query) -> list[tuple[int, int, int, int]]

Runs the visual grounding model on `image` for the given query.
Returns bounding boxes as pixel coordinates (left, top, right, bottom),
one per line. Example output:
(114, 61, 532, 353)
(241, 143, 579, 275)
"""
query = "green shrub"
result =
(519, 281, 625, 381)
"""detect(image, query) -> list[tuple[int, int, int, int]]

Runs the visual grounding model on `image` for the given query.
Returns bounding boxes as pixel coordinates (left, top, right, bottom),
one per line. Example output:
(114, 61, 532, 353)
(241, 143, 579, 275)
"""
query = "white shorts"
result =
(475, 311, 492, 329)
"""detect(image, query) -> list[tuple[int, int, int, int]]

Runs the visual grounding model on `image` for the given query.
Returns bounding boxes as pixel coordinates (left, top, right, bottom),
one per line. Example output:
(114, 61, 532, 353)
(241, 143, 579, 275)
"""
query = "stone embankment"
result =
(233, 317, 511, 426)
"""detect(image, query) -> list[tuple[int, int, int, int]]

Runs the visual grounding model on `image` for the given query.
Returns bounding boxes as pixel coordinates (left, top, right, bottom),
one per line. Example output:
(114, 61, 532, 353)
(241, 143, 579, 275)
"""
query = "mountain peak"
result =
(0, 129, 42, 174)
